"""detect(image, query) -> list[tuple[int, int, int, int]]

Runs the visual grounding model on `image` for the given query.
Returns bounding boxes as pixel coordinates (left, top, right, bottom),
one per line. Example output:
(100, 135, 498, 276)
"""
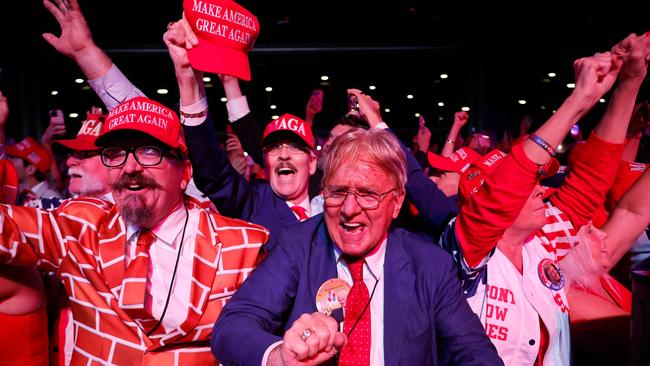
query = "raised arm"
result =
(440, 111, 469, 157)
(599, 165, 650, 271)
(551, 33, 650, 228)
(164, 19, 256, 218)
(42, 0, 145, 110)
(347, 89, 458, 230)
(456, 50, 623, 267)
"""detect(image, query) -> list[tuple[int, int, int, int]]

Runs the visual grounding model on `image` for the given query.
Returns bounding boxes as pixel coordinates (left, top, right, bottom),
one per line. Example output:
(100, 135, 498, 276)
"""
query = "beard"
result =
(118, 193, 155, 227)
(68, 168, 106, 197)
(111, 172, 161, 227)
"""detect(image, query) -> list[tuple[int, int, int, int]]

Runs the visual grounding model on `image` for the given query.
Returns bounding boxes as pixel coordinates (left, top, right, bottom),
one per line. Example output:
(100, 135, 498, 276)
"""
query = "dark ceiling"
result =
(2, 1, 649, 145)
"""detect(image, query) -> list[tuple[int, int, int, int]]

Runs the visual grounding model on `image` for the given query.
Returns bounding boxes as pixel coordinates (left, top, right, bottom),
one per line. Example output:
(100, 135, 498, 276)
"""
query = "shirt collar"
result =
(288, 196, 311, 216)
(334, 236, 387, 281)
(126, 201, 187, 248)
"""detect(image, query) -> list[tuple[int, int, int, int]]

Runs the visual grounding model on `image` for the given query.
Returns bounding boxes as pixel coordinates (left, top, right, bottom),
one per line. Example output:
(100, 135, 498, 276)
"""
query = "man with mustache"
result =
(212, 127, 503, 365)
(40, 0, 316, 253)
(0, 96, 269, 364)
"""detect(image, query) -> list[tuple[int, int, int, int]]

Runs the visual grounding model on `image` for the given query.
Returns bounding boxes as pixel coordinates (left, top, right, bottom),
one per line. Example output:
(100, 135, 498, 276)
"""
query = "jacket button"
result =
(529, 339, 536, 346)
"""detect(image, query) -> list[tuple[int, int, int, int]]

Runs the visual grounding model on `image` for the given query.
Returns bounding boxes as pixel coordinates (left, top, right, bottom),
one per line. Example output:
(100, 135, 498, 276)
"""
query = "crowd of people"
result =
(0, 0, 649, 365)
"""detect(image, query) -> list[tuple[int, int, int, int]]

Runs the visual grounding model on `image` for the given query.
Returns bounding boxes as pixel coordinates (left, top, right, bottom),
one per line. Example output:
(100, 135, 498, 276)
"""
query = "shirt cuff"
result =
(261, 340, 283, 366)
(179, 97, 209, 126)
(87, 64, 146, 112)
(374, 122, 389, 129)
(226, 95, 251, 122)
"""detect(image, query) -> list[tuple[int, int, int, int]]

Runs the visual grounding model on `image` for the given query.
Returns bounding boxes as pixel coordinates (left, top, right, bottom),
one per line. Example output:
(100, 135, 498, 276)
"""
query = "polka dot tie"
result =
(339, 258, 371, 366)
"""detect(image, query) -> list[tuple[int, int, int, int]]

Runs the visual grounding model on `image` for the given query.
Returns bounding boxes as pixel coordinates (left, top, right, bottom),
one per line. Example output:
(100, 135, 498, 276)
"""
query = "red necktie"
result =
(291, 205, 309, 221)
(339, 258, 371, 366)
(120, 230, 156, 322)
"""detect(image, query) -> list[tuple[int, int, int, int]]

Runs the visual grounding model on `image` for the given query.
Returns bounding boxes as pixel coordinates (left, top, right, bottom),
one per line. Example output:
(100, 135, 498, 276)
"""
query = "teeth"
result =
(342, 223, 364, 233)
(277, 168, 295, 175)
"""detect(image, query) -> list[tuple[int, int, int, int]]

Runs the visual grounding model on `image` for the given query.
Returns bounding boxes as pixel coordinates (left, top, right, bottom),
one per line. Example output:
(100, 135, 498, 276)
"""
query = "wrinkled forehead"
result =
(328, 158, 396, 188)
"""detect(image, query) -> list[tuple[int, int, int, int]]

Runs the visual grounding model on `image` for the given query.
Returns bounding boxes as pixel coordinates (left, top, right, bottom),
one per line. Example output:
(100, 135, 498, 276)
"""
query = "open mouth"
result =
(127, 183, 147, 192)
(69, 173, 82, 179)
(277, 167, 296, 176)
(341, 222, 366, 234)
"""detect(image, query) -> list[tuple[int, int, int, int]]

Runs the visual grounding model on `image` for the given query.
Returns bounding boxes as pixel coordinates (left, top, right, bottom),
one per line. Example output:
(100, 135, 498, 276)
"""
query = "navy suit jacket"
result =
(211, 216, 503, 366)
(183, 115, 300, 251)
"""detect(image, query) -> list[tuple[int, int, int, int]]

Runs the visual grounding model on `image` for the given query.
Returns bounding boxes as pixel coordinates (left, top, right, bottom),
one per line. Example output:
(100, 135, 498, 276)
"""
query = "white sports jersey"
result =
(466, 202, 578, 365)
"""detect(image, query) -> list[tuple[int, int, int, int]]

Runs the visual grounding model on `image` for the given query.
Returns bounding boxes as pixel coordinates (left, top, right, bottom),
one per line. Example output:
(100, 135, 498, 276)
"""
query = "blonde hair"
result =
(322, 128, 407, 191)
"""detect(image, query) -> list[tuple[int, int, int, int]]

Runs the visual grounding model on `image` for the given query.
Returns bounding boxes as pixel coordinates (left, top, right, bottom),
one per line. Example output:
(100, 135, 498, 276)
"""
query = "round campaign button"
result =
(316, 278, 351, 316)
(537, 258, 565, 291)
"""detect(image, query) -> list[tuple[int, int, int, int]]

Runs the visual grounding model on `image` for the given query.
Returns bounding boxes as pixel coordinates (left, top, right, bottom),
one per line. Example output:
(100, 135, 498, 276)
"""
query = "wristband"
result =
(529, 134, 556, 157)
(180, 110, 208, 118)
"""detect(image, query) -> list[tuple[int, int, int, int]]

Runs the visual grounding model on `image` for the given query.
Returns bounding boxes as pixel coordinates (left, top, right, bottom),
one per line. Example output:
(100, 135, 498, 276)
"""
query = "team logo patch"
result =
(537, 258, 564, 291)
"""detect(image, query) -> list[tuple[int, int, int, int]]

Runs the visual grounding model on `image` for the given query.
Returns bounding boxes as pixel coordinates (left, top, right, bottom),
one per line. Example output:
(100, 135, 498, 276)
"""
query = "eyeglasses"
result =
(66, 150, 100, 161)
(323, 187, 397, 210)
(263, 142, 310, 156)
(101, 146, 179, 167)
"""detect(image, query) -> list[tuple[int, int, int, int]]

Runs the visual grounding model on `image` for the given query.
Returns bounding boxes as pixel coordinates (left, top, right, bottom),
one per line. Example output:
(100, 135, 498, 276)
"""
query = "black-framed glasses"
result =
(66, 150, 100, 161)
(323, 187, 397, 210)
(101, 146, 178, 167)
(263, 142, 310, 156)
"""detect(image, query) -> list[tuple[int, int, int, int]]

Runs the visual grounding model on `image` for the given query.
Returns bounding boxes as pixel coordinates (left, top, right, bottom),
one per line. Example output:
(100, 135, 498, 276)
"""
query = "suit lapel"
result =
(158, 203, 219, 345)
(307, 220, 341, 321)
(97, 205, 128, 296)
(383, 229, 415, 366)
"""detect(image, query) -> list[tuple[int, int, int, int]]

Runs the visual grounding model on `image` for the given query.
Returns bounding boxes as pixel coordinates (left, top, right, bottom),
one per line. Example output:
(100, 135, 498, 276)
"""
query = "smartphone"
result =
(49, 109, 64, 125)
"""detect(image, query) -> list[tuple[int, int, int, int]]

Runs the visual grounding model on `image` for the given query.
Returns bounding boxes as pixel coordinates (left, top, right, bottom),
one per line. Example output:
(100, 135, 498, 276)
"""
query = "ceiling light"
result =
(156, 89, 169, 95)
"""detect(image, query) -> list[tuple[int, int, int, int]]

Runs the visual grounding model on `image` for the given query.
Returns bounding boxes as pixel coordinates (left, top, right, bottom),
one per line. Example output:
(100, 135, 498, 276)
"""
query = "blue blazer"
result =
(212, 215, 503, 366)
(183, 116, 300, 251)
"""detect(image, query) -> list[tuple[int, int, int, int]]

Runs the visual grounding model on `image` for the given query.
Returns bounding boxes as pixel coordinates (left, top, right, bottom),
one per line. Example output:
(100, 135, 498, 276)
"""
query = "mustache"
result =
(110, 172, 162, 190)
(275, 161, 297, 172)
(68, 167, 83, 177)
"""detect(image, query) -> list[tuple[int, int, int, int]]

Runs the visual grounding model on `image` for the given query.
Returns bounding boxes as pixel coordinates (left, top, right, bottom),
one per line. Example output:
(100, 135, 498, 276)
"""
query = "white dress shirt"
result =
(125, 202, 200, 332)
(335, 238, 386, 366)
(287, 196, 312, 220)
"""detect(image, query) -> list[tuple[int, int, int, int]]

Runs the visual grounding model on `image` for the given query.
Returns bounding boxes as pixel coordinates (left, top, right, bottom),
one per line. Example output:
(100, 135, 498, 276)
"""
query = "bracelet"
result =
(529, 134, 556, 157)
(445, 139, 455, 144)
(180, 109, 208, 118)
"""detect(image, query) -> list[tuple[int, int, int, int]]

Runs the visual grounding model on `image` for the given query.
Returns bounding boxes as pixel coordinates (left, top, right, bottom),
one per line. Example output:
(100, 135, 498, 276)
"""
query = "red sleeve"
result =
(550, 133, 625, 230)
(456, 143, 541, 267)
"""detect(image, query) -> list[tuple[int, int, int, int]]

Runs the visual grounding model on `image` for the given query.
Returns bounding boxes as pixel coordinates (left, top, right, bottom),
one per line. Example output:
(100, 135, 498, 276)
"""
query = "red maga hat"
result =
(184, 0, 260, 81)
(457, 148, 559, 205)
(52, 114, 105, 152)
(262, 113, 314, 149)
(6, 137, 53, 174)
(96, 97, 187, 155)
(427, 147, 482, 173)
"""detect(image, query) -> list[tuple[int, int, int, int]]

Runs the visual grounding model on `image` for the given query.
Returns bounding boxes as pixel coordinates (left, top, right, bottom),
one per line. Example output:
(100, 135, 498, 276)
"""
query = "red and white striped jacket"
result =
(0, 195, 269, 365)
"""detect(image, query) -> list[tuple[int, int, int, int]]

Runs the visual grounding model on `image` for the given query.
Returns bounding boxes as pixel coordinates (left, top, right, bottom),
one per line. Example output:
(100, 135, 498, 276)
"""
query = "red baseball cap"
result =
(183, 0, 260, 81)
(427, 147, 482, 173)
(96, 97, 188, 155)
(458, 148, 559, 205)
(262, 113, 314, 149)
(52, 114, 105, 152)
(6, 137, 53, 174)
